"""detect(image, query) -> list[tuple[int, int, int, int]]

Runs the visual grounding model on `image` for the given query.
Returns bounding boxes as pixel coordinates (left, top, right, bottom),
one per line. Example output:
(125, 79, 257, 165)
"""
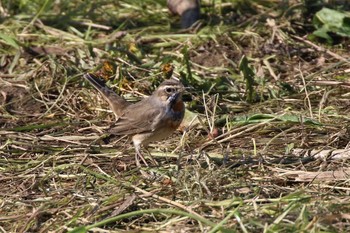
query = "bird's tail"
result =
(83, 73, 130, 116)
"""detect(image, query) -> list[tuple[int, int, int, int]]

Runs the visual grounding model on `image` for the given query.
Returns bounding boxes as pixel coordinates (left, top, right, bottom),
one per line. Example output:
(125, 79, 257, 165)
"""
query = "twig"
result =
(292, 35, 349, 62)
(201, 114, 281, 149)
(298, 63, 313, 118)
(129, 184, 205, 220)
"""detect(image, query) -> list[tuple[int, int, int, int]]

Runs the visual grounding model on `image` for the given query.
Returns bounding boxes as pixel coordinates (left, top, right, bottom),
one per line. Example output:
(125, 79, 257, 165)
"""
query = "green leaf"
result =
(312, 28, 333, 43)
(67, 226, 87, 233)
(312, 7, 350, 42)
(239, 55, 255, 103)
(0, 33, 20, 49)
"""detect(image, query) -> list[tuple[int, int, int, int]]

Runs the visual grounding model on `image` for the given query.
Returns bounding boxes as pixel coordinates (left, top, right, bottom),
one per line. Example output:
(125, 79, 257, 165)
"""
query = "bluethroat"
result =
(83, 73, 185, 166)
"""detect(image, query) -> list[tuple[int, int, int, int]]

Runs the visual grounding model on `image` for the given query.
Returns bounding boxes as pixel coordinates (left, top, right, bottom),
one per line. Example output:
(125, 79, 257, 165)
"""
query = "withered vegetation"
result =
(1, 0, 350, 232)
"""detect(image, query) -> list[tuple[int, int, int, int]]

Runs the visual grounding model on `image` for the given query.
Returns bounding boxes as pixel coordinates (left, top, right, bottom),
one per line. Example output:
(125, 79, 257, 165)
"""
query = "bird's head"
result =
(155, 78, 185, 105)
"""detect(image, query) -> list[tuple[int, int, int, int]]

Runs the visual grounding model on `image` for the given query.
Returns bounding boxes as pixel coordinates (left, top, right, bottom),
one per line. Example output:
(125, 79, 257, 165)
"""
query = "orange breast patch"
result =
(172, 100, 184, 112)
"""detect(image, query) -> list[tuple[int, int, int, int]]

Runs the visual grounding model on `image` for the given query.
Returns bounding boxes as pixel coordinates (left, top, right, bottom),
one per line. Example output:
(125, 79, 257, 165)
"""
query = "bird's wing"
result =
(108, 99, 164, 135)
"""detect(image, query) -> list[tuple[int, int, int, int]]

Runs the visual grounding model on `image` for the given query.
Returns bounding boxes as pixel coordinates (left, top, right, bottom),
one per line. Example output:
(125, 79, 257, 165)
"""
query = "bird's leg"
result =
(145, 147, 159, 166)
(134, 142, 149, 167)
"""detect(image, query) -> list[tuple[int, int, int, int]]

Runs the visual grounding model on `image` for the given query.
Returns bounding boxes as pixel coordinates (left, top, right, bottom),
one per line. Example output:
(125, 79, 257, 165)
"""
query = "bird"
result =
(83, 73, 185, 166)
(167, 0, 200, 28)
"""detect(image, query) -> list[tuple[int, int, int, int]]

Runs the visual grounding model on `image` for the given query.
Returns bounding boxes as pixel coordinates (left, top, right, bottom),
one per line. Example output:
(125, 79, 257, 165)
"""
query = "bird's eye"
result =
(165, 87, 175, 93)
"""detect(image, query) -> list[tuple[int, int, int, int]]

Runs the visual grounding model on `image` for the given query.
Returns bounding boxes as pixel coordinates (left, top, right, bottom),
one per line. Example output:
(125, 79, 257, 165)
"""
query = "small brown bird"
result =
(83, 73, 185, 166)
(167, 0, 200, 28)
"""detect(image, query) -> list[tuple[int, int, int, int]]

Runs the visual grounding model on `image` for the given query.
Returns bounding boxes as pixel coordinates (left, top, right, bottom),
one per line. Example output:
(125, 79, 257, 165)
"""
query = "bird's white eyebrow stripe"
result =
(159, 85, 180, 90)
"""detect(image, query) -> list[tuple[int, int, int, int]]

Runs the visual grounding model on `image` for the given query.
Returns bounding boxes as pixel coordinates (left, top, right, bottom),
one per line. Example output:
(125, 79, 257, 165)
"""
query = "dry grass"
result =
(1, 0, 350, 232)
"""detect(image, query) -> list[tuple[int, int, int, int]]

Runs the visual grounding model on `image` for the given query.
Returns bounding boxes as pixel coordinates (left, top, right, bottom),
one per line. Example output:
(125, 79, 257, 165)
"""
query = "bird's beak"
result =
(169, 92, 181, 102)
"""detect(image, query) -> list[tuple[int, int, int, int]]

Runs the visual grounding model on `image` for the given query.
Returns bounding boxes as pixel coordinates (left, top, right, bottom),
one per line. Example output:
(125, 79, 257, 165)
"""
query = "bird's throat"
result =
(172, 100, 184, 113)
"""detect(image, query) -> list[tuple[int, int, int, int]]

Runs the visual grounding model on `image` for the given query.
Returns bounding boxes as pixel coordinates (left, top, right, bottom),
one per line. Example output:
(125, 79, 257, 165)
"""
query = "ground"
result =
(1, 0, 350, 232)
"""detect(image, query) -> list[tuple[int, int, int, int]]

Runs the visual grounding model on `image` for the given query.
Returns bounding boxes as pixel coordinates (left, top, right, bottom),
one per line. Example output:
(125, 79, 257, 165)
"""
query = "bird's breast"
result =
(172, 100, 185, 113)
(165, 101, 184, 129)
